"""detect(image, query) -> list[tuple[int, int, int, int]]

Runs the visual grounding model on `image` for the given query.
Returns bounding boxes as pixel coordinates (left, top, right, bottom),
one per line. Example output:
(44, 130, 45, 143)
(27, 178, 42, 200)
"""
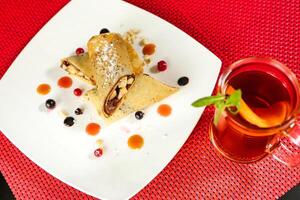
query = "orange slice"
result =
(253, 102, 288, 127)
(226, 86, 287, 128)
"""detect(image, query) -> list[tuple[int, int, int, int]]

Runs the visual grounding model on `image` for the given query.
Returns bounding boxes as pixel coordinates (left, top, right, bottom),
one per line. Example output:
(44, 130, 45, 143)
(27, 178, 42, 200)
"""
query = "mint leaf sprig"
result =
(192, 89, 242, 125)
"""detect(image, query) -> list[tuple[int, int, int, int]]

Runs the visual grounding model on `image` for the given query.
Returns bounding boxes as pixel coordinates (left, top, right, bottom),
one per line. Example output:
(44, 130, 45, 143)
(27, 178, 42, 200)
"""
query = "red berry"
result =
(76, 47, 84, 55)
(73, 88, 82, 96)
(94, 148, 103, 157)
(157, 60, 167, 71)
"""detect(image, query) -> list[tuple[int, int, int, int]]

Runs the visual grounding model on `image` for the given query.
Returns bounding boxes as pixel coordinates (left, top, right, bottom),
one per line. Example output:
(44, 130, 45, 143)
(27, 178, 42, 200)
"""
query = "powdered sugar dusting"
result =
(95, 41, 119, 87)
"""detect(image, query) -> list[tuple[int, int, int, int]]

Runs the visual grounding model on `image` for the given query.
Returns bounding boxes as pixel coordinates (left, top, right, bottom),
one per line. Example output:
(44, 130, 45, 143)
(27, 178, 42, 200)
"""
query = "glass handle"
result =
(266, 119, 300, 167)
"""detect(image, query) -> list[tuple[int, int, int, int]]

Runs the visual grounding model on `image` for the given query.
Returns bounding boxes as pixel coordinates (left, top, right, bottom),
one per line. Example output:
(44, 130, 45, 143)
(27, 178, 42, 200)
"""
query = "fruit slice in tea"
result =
(226, 86, 288, 128)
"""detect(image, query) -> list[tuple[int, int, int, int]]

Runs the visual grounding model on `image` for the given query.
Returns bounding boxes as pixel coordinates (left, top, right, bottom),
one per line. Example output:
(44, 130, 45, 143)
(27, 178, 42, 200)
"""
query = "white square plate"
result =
(0, 0, 221, 199)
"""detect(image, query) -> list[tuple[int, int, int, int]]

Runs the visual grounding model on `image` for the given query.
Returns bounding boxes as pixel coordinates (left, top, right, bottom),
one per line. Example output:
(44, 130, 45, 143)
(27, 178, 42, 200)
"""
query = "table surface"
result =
(3, 174, 300, 200)
(0, 0, 300, 199)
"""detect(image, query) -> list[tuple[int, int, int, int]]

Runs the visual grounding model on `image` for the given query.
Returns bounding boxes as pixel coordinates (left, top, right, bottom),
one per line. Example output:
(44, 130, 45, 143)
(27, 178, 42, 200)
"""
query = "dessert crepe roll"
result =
(60, 53, 95, 85)
(84, 74, 178, 123)
(60, 39, 143, 86)
(87, 33, 144, 117)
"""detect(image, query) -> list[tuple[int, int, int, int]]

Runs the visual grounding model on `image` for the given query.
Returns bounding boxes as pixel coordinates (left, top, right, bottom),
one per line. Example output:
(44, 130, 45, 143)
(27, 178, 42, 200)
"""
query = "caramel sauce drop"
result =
(128, 134, 144, 149)
(142, 43, 156, 55)
(157, 104, 172, 117)
(86, 123, 101, 136)
(58, 76, 73, 88)
(36, 83, 51, 95)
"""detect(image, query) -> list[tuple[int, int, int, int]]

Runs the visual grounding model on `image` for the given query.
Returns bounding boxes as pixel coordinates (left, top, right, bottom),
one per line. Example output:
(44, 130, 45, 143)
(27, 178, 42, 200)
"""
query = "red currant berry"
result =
(73, 88, 82, 96)
(94, 148, 103, 157)
(76, 47, 84, 55)
(157, 60, 167, 72)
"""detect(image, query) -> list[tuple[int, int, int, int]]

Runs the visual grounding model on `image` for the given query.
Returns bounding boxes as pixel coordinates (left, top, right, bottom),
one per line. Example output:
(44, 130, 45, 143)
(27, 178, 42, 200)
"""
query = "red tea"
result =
(210, 62, 297, 163)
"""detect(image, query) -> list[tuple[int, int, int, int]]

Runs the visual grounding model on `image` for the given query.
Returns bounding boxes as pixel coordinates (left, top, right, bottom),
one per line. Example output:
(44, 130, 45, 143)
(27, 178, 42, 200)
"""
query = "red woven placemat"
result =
(0, 0, 299, 199)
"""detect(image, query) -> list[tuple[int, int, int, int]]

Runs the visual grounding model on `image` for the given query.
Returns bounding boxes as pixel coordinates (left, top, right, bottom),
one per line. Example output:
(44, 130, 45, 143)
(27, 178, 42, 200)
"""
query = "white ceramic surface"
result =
(0, 0, 221, 199)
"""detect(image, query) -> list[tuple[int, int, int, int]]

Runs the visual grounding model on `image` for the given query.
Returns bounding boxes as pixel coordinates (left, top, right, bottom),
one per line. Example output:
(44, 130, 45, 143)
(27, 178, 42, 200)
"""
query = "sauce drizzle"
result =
(157, 104, 172, 117)
(58, 76, 73, 88)
(36, 83, 51, 95)
(86, 123, 101, 136)
(128, 134, 144, 149)
(142, 43, 156, 55)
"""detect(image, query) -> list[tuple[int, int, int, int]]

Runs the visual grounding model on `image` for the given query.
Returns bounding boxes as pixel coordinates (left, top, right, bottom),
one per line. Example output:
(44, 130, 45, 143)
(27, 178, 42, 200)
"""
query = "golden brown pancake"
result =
(84, 74, 178, 123)
(60, 53, 95, 85)
(60, 32, 178, 123)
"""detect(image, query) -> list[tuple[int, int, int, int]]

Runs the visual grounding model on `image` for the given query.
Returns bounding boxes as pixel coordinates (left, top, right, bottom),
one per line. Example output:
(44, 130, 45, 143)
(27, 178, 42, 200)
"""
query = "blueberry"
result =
(64, 117, 75, 127)
(177, 76, 189, 86)
(75, 108, 83, 115)
(135, 111, 144, 120)
(100, 28, 110, 34)
(45, 99, 56, 109)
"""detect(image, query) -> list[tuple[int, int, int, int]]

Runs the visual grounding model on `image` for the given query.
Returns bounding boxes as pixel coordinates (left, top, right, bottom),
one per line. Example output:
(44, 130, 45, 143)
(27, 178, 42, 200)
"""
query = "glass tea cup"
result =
(209, 57, 300, 166)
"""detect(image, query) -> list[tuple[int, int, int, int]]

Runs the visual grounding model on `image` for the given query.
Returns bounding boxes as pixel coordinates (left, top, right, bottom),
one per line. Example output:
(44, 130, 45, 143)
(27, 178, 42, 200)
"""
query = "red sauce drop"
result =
(86, 123, 101, 136)
(58, 76, 73, 88)
(157, 104, 172, 117)
(142, 43, 156, 55)
(36, 83, 51, 95)
(128, 134, 144, 149)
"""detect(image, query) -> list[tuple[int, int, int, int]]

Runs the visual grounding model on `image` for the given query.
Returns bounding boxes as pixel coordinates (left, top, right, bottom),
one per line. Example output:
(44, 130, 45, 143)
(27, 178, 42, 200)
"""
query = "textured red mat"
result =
(0, 0, 299, 199)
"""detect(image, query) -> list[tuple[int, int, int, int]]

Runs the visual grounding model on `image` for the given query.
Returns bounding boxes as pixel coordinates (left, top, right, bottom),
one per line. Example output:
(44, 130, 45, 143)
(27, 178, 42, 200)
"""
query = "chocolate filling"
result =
(63, 60, 70, 66)
(104, 75, 135, 116)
